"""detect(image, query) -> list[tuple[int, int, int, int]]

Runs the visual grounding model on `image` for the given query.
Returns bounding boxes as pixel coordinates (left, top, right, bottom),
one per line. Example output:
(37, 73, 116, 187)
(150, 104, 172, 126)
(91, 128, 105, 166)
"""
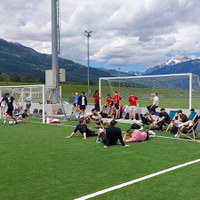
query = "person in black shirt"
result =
(170, 110, 189, 134)
(97, 120, 129, 148)
(65, 118, 97, 140)
(78, 92, 87, 117)
(174, 110, 188, 124)
(153, 108, 170, 131)
(17, 108, 30, 123)
(0, 93, 19, 125)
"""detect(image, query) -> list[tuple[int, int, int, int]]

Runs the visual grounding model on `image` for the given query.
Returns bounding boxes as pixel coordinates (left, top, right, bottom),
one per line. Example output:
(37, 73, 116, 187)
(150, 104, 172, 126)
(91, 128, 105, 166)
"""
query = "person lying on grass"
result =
(96, 120, 129, 148)
(65, 118, 98, 140)
(123, 129, 156, 143)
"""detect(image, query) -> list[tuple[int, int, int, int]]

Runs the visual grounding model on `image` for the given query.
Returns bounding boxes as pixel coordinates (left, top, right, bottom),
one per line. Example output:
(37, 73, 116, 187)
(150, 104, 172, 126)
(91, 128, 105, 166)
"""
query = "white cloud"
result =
(0, 0, 200, 71)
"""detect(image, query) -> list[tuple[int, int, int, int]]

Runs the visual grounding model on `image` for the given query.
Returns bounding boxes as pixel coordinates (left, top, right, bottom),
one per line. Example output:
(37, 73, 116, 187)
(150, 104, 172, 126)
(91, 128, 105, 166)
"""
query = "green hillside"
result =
(0, 38, 112, 83)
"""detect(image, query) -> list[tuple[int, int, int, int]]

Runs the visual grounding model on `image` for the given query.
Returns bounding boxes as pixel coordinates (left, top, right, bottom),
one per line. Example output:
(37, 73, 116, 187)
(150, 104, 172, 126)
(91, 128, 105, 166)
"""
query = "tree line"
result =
(0, 71, 44, 83)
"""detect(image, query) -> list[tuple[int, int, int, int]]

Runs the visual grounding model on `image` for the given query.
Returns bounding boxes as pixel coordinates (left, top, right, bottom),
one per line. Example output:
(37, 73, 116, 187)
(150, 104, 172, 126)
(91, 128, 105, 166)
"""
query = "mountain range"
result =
(0, 38, 200, 83)
(144, 57, 200, 75)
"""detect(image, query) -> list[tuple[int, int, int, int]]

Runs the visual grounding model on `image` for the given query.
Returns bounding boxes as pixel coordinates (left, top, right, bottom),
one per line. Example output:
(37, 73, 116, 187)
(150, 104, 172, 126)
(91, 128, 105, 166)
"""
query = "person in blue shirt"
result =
(71, 92, 79, 115)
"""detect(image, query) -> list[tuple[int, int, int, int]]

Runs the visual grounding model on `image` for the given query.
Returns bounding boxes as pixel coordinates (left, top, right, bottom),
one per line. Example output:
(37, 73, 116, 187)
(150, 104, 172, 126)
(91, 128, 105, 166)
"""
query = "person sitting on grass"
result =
(123, 129, 156, 142)
(65, 118, 98, 140)
(90, 108, 110, 126)
(17, 108, 30, 123)
(96, 120, 129, 148)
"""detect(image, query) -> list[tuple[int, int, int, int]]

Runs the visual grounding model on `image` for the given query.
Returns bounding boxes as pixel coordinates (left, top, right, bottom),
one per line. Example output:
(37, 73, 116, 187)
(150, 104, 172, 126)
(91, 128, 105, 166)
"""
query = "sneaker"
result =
(139, 126, 144, 131)
(104, 145, 109, 149)
(96, 138, 101, 143)
(174, 133, 178, 138)
(151, 133, 156, 138)
(1, 122, 5, 126)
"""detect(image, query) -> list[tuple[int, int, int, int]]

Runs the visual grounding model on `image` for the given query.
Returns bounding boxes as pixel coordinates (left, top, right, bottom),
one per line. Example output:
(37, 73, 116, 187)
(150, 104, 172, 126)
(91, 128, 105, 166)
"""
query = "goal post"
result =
(0, 84, 65, 123)
(99, 73, 200, 110)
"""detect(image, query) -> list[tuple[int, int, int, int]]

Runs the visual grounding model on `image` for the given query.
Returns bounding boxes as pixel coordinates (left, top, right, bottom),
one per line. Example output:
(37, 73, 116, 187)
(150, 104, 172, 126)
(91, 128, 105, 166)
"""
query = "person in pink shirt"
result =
(123, 129, 156, 142)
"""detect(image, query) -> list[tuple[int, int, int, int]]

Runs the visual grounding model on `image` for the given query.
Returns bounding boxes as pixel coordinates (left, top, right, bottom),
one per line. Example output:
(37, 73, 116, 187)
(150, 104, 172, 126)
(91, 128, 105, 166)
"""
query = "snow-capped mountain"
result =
(144, 57, 200, 75)
(162, 57, 198, 66)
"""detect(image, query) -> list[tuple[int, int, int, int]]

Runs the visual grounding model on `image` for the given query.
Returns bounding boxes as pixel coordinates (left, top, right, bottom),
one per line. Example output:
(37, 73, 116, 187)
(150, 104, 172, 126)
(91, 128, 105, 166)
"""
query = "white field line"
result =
(74, 159, 200, 200)
(30, 121, 76, 128)
(156, 135, 195, 142)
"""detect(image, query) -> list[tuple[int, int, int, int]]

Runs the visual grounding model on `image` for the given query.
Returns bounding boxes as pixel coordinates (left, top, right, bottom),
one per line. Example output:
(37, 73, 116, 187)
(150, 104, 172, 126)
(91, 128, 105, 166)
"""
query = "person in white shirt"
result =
(147, 92, 159, 112)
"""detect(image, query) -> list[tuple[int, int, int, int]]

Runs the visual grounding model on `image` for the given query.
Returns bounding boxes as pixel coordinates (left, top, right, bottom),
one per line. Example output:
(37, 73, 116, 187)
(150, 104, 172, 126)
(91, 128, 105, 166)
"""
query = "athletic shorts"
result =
(129, 106, 136, 111)
(73, 103, 78, 107)
(100, 132, 107, 145)
(87, 131, 98, 137)
(26, 104, 31, 109)
(114, 104, 119, 110)
(6, 107, 13, 116)
(94, 120, 103, 125)
(146, 131, 149, 140)
(80, 105, 86, 110)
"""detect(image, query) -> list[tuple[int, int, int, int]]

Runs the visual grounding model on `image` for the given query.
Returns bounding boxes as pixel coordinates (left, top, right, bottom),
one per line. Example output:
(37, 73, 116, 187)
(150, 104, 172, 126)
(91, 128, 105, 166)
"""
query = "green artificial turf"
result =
(0, 121, 200, 200)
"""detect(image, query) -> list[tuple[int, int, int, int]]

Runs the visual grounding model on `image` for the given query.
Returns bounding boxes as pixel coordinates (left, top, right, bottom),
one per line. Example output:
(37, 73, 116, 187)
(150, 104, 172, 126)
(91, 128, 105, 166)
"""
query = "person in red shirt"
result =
(93, 90, 100, 111)
(100, 94, 113, 115)
(112, 91, 121, 119)
(128, 94, 138, 120)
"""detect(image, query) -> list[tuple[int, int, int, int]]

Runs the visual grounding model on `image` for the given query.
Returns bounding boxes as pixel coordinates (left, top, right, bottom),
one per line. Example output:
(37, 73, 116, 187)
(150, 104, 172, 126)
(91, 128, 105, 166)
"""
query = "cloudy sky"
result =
(0, 0, 200, 72)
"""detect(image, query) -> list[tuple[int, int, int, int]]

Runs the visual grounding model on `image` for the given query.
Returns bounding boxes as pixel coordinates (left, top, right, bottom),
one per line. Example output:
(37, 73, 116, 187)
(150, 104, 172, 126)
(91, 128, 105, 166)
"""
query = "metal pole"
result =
(51, 0, 60, 103)
(189, 73, 192, 110)
(85, 31, 92, 98)
(118, 68, 121, 93)
(99, 78, 101, 108)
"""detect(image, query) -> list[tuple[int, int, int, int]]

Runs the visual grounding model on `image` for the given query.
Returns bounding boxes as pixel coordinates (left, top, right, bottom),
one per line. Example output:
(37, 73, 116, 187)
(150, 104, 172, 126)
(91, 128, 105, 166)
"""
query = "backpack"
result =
(171, 126, 178, 134)
(131, 123, 141, 129)
(100, 112, 108, 118)
(125, 112, 129, 119)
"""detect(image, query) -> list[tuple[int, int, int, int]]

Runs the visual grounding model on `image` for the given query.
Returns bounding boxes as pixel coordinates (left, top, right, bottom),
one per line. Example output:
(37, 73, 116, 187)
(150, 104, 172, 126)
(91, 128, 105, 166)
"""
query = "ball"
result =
(9, 120, 14, 125)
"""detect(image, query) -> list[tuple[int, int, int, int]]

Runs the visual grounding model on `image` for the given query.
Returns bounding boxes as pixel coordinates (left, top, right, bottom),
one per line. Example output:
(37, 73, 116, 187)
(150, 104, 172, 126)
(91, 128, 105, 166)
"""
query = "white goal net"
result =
(99, 73, 200, 110)
(0, 85, 65, 123)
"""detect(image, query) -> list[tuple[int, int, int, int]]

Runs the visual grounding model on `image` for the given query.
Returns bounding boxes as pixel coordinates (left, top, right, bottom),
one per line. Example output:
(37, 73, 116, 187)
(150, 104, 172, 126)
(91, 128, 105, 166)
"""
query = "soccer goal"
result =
(0, 85, 66, 123)
(99, 73, 200, 110)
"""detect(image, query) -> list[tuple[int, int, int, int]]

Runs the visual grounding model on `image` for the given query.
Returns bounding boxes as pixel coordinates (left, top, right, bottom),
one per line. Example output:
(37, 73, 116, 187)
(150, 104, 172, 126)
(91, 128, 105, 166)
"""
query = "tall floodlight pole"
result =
(85, 31, 92, 98)
(51, 0, 60, 103)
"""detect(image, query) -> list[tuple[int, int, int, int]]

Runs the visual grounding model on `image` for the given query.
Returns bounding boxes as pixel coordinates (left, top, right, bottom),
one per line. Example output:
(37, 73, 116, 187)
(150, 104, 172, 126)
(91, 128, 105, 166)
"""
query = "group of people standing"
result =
(71, 91, 88, 117)
(101, 91, 138, 120)
(72, 90, 160, 122)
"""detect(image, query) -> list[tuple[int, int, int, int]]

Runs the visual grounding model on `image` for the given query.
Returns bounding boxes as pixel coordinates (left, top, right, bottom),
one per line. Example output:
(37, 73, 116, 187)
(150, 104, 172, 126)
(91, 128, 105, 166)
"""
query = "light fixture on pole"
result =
(85, 30, 92, 98)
